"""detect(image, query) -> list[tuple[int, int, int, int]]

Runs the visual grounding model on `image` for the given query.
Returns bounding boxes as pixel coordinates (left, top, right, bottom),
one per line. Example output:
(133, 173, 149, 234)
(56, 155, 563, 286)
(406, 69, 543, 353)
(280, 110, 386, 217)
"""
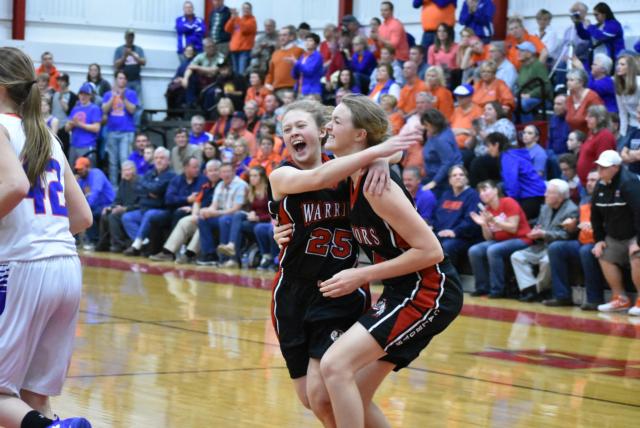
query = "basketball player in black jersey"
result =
(310, 95, 464, 428)
(268, 100, 417, 427)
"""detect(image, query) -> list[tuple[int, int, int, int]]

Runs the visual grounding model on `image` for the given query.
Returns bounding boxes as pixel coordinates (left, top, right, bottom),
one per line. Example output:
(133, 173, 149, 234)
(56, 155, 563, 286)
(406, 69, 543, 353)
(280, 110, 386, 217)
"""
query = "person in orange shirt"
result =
(228, 111, 258, 157)
(425, 65, 454, 120)
(399, 91, 437, 173)
(244, 99, 262, 135)
(451, 84, 484, 150)
(505, 16, 548, 70)
(224, 2, 257, 75)
(210, 97, 234, 143)
(380, 94, 405, 135)
(245, 71, 271, 114)
(459, 36, 489, 80)
(397, 61, 428, 116)
(35, 51, 61, 91)
(247, 136, 283, 176)
(413, 0, 456, 51)
(378, 2, 410, 61)
(265, 25, 304, 97)
(472, 60, 516, 113)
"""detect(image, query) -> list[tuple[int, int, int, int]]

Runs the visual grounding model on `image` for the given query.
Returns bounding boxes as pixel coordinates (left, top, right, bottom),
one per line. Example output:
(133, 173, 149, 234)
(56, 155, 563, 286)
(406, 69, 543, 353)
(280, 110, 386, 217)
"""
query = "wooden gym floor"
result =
(46, 253, 640, 427)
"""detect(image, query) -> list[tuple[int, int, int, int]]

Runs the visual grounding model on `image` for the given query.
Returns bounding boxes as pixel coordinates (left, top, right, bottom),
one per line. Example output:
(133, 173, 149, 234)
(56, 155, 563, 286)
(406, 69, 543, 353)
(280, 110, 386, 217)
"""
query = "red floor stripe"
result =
(81, 255, 640, 339)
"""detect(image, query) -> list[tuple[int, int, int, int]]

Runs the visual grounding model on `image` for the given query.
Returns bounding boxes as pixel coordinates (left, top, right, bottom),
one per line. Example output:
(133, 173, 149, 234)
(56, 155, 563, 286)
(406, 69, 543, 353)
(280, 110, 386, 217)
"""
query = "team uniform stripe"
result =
(271, 268, 285, 337)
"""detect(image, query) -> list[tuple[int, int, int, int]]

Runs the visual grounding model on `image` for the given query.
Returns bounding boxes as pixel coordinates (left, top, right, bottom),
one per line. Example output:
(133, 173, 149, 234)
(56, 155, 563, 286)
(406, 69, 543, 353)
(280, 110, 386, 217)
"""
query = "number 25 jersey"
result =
(0, 114, 76, 262)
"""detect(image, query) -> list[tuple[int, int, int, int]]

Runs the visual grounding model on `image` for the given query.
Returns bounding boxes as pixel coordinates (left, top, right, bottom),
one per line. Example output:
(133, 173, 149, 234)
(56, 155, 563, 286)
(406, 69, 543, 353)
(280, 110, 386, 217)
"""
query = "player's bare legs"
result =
(21, 390, 52, 418)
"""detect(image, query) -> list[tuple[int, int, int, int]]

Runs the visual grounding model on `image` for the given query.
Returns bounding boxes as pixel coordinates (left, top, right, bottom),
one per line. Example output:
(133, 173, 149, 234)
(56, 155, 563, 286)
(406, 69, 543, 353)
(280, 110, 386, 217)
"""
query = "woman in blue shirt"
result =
(575, 2, 624, 62)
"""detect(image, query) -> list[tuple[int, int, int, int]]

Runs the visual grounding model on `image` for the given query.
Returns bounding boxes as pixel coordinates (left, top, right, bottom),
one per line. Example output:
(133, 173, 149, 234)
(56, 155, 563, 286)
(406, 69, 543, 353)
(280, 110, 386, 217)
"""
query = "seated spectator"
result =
(425, 65, 455, 120)
(210, 97, 234, 142)
(165, 156, 206, 229)
(369, 64, 401, 104)
(188, 114, 213, 146)
(521, 124, 548, 177)
(166, 45, 197, 111)
(515, 41, 551, 122)
(472, 60, 515, 113)
(565, 68, 604, 134)
(224, 2, 257, 75)
(591, 150, 640, 315)
(292, 32, 323, 98)
(202, 58, 246, 114)
(65, 83, 101, 165)
(333, 69, 361, 96)
(402, 166, 437, 222)
(571, 53, 616, 113)
(75, 157, 115, 247)
(380, 94, 405, 135)
(325, 33, 353, 87)
(248, 136, 282, 176)
(468, 180, 532, 297)
(171, 128, 203, 174)
(511, 179, 578, 303)
(264, 25, 304, 97)
(547, 170, 605, 309)
(614, 54, 640, 146)
(369, 45, 404, 90)
(227, 111, 257, 156)
(432, 165, 482, 266)
(245, 72, 271, 114)
(458, 36, 489, 82)
(621, 104, 640, 175)
(150, 160, 221, 263)
(261, 93, 279, 122)
(533, 9, 561, 66)
(220, 137, 235, 164)
(575, 2, 624, 61)
(335, 87, 353, 106)
(128, 133, 154, 176)
(505, 16, 548, 70)
(247, 18, 278, 77)
(201, 140, 221, 172)
(398, 61, 428, 116)
(196, 162, 248, 266)
(36, 51, 61, 91)
(548, 94, 570, 155)
(122, 147, 176, 255)
(367, 17, 382, 58)
(244, 99, 262, 135)
(558, 153, 584, 204)
(399, 91, 436, 172)
(450, 84, 483, 152)
(175, 1, 205, 59)
(96, 161, 141, 252)
(577, 105, 617, 185)
(350, 36, 377, 93)
(486, 132, 547, 220)
(274, 90, 295, 136)
(41, 96, 59, 135)
(488, 41, 517, 91)
(567, 129, 587, 155)
(456, 27, 477, 73)
(427, 23, 459, 73)
(459, 0, 495, 44)
(217, 166, 271, 267)
(36, 73, 55, 103)
(232, 138, 252, 177)
(409, 45, 428, 81)
(182, 37, 224, 107)
(420, 108, 463, 197)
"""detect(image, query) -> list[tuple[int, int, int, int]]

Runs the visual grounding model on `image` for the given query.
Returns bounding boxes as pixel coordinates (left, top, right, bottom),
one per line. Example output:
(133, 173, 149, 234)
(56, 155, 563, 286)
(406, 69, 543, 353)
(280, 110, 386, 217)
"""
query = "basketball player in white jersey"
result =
(0, 47, 93, 428)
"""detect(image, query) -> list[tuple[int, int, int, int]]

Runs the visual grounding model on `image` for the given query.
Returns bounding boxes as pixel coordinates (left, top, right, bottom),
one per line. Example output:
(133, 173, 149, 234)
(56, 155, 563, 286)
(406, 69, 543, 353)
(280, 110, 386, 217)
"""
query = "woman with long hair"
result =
(614, 54, 640, 144)
(424, 65, 455, 119)
(576, 104, 617, 185)
(85, 63, 111, 99)
(0, 47, 93, 428)
(420, 108, 462, 196)
(427, 23, 459, 72)
(575, 2, 625, 61)
(368, 63, 400, 104)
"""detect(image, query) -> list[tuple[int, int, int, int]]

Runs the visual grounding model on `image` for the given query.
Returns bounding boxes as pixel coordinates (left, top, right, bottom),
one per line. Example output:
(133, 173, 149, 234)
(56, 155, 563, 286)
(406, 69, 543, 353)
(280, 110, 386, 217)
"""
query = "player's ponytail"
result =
(0, 47, 52, 186)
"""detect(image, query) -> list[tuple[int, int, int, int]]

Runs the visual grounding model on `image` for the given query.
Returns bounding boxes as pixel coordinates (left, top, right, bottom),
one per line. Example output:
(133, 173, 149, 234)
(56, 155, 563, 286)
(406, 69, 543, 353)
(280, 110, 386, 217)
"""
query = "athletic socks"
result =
(21, 410, 53, 428)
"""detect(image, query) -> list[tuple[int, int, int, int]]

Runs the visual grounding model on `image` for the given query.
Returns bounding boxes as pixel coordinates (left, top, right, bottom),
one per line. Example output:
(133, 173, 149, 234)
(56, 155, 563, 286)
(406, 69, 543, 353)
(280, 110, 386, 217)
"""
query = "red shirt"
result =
(577, 128, 616, 185)
(488, 197, 532, 243)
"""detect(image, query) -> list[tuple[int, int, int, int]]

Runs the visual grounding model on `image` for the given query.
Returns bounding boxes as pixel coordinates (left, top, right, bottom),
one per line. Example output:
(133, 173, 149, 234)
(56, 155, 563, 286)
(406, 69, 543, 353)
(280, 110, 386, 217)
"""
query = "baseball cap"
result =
(595, 150, 622, 167)
(516, 41, 536, 53)
(453, 84, 474, 97)
(74, 157, 91, 170)
(78, 83, 94, 94)
(342, 15, 360, 26)
(125, 28, 135, 35)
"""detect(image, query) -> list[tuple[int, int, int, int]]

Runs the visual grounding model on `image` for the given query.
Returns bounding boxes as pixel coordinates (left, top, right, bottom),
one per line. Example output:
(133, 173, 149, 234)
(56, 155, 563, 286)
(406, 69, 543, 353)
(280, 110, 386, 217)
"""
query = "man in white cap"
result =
(515, 41, 551, 122)
(590, 150, 640, 315)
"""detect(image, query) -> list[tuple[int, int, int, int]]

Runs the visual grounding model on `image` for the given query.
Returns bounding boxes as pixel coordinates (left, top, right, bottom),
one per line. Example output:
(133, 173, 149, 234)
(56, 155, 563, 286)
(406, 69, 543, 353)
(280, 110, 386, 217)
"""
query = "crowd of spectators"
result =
(34, 0, 640, 315)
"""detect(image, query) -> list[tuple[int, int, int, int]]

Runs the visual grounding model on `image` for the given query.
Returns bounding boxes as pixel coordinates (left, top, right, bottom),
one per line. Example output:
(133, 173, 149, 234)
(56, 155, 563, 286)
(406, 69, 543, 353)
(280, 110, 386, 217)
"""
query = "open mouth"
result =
(292, 139, 307, 153)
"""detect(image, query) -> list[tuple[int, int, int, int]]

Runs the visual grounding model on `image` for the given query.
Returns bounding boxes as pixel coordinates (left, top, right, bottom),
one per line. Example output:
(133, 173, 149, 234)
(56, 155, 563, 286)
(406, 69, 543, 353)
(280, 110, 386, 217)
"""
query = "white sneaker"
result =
(597, 295, 631, 312)
(628, 299, 640, 316)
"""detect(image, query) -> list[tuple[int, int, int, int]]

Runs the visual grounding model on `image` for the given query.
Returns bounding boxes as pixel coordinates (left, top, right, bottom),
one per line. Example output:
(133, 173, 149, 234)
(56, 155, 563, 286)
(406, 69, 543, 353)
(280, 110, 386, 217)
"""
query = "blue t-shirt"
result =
(68, 102, 102, 148)
(189, 131, 213, 145)
(625, 127, 640, 174)
(128, 151, 153, 176)
(103, 89, 138, 132)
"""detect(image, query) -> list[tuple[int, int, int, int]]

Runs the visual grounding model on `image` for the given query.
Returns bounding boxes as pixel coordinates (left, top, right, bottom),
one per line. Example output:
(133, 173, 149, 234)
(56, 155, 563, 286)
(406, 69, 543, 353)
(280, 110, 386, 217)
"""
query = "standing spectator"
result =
(577, 105, 616, 185)
(571, 53, 616, 113)
(102, 71, 139, 186)
(368, 64, 401, 104)
(521, 124, 548, 177)
(35, 51, 60, 91)
(420, 108, 463, 196)
(50, 72, 77, 152)
(295, 23, 311, 49)
(468, 180, 532, 297)
(319, 24, 339, 66)
(85, 63, 111, 104)
(75, 157, 115, 247)
(459, 0, 495, 43)
(432, 165, 482, 266)
(621, 104, 640, 175)
(472, 60, 515, 113)
(511, 179, 578, 303)
(113, 29, 146, 97)
(378, 1, 409, 62)
(292, 33, 324, 98)
(427, 24, 459, 73)
(575, 2, 624, 62)
(413, 0, 456, 51)
(122, 147, 176, 256)
(614, 54, 640, 144)
(548, 94, 571, 155)
(367, 18, 383, 60)
(65, 83, 102, 165)
(189, 114, 213, 146)
(342, 14, 366, 40)
(225, 2, 257, 75)
(591, 151, 640, 315)
(247, 19, 278, 76)
(97, 161, 141, 252)
(505, 16, 548, 70)
(171, 128, 203, 174)
(565, 68, 604, 134)
(398, 61, 428, 115)
(533, 9, 561, 66)
(402, 166, 437, 222)
(264, 26, 304, 98)
(41, 96, 59, 134)
(176, 0, 206, 60)
(128, 133, 153, 176)
(515, 41, 552, 122)
(451, 84, 483, 153)
(547, 170, 604, 309)
(208, 0, 231, 58)
(425, 65, 455, 120)
(350, 36, 377, 93)
(488, 41, 518, 91)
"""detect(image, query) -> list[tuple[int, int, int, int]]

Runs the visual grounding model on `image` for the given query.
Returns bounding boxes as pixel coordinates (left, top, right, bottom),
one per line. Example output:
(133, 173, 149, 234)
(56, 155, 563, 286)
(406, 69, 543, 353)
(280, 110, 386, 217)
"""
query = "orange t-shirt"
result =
(470, 45, 490, 66)
(248, 152, 283, 176)
(450, 104, 484, 148)
(388, 111, 405, 135)
(398, 79, 429, 114)
(245, 86, 272, 114)
(426, 84, 454, 120)
(420, 0, 456, 31)
(224, 15, 257, 52)
(505, 32, 546, 70)
(379, 17, 409, 61)
(472, 79, 516, 111)
(265, 46, 304, 90)
(36, 64, 60, 91)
